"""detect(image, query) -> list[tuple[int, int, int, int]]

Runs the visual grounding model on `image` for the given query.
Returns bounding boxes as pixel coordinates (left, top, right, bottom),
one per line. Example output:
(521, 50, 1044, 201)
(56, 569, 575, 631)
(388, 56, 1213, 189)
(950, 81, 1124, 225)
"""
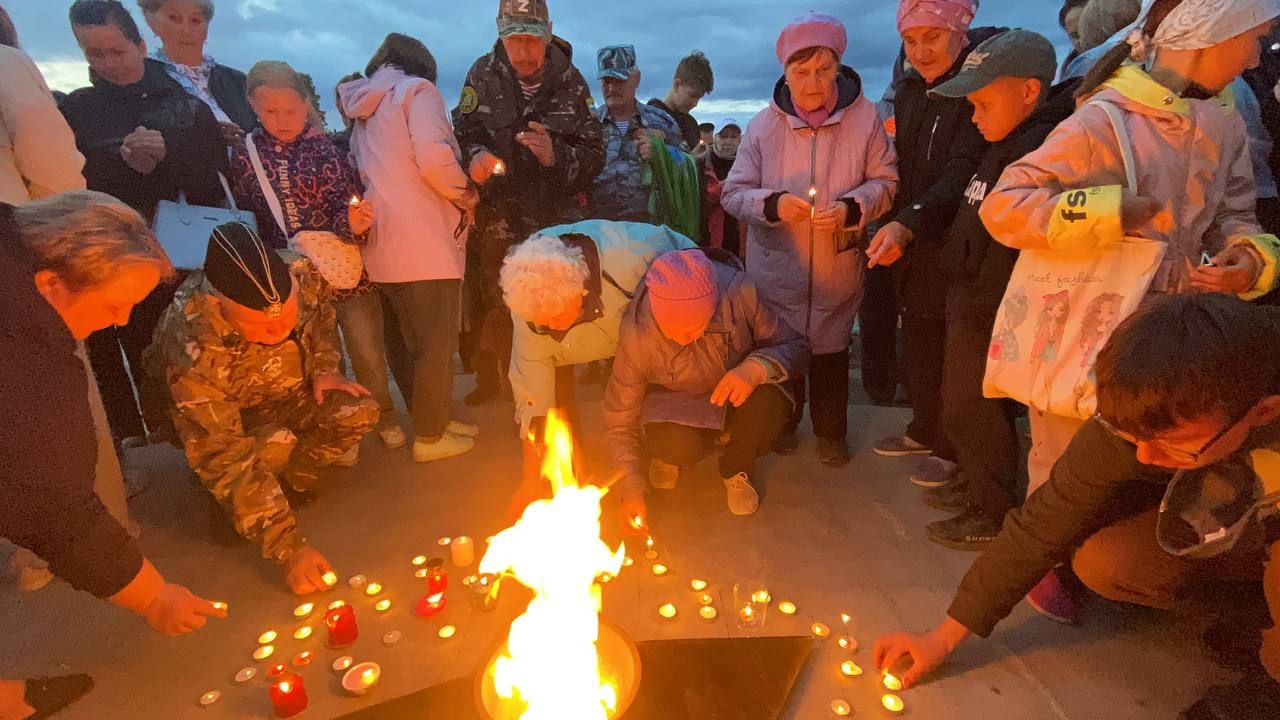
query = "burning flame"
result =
(479, 411, 626, 719)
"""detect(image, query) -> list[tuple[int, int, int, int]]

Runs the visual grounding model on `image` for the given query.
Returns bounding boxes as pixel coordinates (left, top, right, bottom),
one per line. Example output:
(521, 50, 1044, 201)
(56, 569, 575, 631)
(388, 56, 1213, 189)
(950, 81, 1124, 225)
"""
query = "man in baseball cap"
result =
(496, 0, 551, 41)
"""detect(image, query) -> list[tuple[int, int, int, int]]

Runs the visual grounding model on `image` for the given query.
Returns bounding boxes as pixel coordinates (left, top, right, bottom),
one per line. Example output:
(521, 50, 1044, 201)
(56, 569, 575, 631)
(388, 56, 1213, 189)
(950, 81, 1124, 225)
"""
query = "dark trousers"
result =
(379, 279, 461, 440)
(858, 265, 900, 402)
(903, 313, 957, 461)
(784, 350, 850, 442)
(644, 384, 791, 478)
(86, 273, 186, 441)
(382, 290, 415, 409)
(942, 284, 1022, 518)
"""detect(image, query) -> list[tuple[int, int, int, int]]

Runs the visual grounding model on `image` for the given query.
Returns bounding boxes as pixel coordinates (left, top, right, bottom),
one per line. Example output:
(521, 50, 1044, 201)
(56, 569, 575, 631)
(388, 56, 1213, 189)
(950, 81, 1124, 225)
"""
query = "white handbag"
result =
(151, 172, 256, 269)
(982, 100, 1168, 420)
(245, 134, 364, 290)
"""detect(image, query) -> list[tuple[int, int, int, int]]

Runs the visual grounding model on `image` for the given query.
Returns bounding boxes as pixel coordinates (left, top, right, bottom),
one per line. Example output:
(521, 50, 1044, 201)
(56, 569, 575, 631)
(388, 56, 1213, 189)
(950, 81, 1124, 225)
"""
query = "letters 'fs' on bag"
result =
(245, 133, 364, 290)
(982, 100, 1167, 420)
(152, 172, 257, 269)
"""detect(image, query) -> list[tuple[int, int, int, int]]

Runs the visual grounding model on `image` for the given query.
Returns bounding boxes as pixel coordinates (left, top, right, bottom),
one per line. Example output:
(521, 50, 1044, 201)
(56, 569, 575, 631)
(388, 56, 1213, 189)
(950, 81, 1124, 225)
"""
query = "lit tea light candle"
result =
(234, 668, 256, 684)
(364, 582, 384, 597)
(411, 555, 428, 567)
(348, 194, 361, 207)
(882, 673, 903, 691)
(881, 694, 905, 714)
(437, 536, 452, 547)
(451, 536, 475, 567)
(658, 603, 678, 620)
(651, 563, 669, 576)
(292, 603, 314, 619)
(375, 599, 392, 613)
(838, 636, 858, 652)
(321, 571, 338, 587)
(348, 574, 368, 590)
(644, 536, 658, 560)
(331, 656, 354, 673)
(258, 630, 278, 645)
(382, 630, 402, 646)
(253, 645, 275, 662)
(599, 573, 613, 584)
(690, 579, 708, 591)
(778, 601, 797, 615)
(830, 699, 851, 716)
(811, 623, 830, 638)
(438, 625, 457, 639)
(342, 662, 382, 696)
(696, 593, 714, 606)
(840, 661, 863, 678)
(629, 515, 644, 531)
(291, 651, 314, 667)
(415, 568, 428, 579)
(324, 605, 359, 649)
(414, 590, 447, 618)
(266, 664, 288, 680)
(492, 161, 506, 176)
(198, 691, 221, 707)
(268, 671, 309, 718)
(739, 605, 755, 623)
(293, 626, 313, 641)
(751, 589, 771, 604)
(699, 605, 718, 621)
(212, 601, 228, 612)
(622, 557, 635, 567)
(329, 600, 346, 610)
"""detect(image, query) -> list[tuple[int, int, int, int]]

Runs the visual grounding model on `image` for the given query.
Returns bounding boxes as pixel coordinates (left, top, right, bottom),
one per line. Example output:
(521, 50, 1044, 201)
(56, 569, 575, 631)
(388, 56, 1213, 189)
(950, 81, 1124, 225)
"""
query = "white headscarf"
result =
(1114, 0, 1280, 61)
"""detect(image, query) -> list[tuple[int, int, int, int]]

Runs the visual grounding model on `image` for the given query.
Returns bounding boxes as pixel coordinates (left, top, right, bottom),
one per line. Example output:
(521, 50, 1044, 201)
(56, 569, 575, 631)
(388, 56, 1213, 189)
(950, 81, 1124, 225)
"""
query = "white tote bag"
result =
(245, 134, 364, 290)
(983, 100, 1167, 420)
(151, 173, 257, 269)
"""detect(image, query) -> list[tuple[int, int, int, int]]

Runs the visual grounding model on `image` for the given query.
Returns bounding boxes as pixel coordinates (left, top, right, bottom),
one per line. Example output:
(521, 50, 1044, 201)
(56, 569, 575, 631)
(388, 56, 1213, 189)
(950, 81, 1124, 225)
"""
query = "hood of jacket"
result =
(339, 65, 425, 122)
(771, 66, 864, 121)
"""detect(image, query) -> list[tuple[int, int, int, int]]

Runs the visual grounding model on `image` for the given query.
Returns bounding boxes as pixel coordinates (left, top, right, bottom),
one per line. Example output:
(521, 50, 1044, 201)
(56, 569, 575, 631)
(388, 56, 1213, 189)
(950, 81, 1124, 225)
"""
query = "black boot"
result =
(26, 674, 94, 720)
(1182, 672, 1280, 720)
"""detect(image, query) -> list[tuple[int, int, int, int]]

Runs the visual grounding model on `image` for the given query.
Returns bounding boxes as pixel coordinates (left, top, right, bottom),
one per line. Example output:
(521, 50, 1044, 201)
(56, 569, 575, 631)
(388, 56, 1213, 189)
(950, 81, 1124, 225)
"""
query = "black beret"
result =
(204, 222, 293, 313)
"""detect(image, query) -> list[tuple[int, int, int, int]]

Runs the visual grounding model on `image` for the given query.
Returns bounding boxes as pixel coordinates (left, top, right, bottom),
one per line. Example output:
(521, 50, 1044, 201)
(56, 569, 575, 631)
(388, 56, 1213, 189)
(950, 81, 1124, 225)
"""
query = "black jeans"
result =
(379, 279, 461, 440)
(942, 284, 1023, 518)
(858, 265, 900, 401)
(783, 350, 850, 442)
(903, 313, 956, 461)
(644, 383, 791, 478)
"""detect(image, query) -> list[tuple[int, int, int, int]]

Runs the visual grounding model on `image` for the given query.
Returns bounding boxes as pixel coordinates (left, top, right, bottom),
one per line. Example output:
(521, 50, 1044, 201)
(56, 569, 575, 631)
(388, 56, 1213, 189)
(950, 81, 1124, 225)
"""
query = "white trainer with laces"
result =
(378, 426, 407, 450)
(413, 433, 475, 463)
(446, 420, 480, 438)
(723, 472, 760, 516)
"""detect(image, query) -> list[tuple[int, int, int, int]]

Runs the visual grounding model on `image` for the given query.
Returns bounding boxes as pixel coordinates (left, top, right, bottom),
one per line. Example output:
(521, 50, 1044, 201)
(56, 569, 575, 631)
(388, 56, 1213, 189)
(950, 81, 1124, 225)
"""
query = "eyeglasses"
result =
(1094, 404, 1255, 465)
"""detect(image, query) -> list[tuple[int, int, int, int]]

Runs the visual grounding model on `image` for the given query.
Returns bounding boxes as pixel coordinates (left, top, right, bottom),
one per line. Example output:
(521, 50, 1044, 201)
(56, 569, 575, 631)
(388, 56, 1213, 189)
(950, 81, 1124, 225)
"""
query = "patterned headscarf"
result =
(1115, 0, 1280, 61)
(896, 0, 980, 34)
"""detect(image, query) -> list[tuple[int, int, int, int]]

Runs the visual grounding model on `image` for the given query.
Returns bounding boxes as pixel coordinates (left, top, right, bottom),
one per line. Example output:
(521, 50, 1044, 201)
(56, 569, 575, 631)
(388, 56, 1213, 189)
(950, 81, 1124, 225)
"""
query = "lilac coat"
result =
(339, 67, 470, 283)
(722, 71, 898, 354)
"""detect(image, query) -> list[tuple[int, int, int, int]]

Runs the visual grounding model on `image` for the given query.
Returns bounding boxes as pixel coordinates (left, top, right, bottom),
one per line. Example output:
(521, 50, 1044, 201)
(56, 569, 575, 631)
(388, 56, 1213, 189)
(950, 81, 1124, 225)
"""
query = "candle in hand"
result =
(324, 605, 359, 648)
(493, 161, 506, 176)
(268, 671, 309, 718)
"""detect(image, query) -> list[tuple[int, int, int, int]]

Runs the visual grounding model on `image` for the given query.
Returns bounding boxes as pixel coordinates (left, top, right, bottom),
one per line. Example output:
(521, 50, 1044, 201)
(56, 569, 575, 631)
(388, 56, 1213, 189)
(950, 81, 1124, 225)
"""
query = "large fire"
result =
(478, 411, 627, 719)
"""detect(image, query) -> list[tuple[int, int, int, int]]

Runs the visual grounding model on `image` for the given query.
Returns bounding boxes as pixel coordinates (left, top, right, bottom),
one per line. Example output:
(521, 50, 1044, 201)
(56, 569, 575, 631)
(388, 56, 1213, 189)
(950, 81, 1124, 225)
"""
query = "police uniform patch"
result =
(460, 86, 479, 114)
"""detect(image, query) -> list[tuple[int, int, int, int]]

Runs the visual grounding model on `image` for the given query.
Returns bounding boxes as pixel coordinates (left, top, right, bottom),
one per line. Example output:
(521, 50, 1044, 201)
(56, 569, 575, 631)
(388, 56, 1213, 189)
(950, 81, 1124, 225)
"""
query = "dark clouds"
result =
(9, 0, 1071, 126)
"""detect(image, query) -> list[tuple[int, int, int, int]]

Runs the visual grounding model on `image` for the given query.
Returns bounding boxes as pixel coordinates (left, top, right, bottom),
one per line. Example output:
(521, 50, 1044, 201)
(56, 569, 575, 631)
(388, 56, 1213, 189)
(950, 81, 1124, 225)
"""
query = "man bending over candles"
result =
(603, 249, 809, 524)
(874, 294, 1280, 719)
(147, 222, 379, 595)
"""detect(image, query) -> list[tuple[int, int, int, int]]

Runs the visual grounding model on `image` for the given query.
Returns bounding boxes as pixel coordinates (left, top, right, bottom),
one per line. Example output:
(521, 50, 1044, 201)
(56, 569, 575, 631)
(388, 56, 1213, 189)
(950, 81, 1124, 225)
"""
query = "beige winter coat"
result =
(0, 45, 84, 204)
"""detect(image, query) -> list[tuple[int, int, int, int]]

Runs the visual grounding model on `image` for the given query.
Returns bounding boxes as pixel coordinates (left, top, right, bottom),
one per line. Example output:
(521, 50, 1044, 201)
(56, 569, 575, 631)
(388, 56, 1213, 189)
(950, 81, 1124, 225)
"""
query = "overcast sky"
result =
(8, 1, 1070, 128)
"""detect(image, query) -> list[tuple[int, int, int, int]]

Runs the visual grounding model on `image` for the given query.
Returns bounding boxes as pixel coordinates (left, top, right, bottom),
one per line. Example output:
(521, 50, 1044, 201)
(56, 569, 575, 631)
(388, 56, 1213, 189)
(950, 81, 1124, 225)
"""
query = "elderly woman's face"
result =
(36, 264, 161, 340)
(145, 0, 210, 62)
(901, 26, 966, 84)
(252, 86, 311, 143)
(784, 49, 839, 113)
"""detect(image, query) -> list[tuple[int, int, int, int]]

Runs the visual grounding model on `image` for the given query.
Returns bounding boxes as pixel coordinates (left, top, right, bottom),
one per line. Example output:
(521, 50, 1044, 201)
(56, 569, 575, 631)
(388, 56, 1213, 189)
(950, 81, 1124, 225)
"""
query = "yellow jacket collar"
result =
(1101, 64, 1234, 115)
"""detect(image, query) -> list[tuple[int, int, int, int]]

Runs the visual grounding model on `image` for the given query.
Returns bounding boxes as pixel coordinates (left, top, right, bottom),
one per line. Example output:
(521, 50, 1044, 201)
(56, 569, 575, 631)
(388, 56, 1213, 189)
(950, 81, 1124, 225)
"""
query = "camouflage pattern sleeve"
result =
(547, 66, 605, 193)
(292, 259, 342, 379)
(452, 59, 493, 169)
(164, 345, 308, 564)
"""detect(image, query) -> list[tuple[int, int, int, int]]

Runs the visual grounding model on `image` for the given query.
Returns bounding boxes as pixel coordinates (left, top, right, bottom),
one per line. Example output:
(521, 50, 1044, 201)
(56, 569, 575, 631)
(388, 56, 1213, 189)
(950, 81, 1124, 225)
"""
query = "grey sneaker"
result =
(873, 435, 931, 457)
(910, 456, 959, 488)
(649, 458, 680, 490)
(724, 472, 760, 516)
(378, 426, 407, 450)
(446, 420, 480, 438)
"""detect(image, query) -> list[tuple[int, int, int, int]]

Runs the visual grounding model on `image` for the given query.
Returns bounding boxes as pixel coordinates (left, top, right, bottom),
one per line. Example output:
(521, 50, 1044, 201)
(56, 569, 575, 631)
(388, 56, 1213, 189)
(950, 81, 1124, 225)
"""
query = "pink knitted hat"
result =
(646, 251, 718, 330)
(775, 12, 848, 65)
(897, 0, 979, 34)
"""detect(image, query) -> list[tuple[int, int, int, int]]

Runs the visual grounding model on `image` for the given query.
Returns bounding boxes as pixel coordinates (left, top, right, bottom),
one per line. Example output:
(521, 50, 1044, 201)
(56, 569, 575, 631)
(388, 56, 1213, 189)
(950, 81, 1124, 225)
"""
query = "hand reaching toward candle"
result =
(284, 547, 336, 595)
(312, 373, 371, 406)
(712, 359, 768, 408)
(143, 583, 227, 636)
(776, 193, 814, 224)
(517, 122, 555, 168)
(1189, 244, 1263, 295)
(812, 202, 849, 234)
(866, 221, 913, 268)
(347, 199, 374, 236)
(617, 492, 648, 537)
(469, 150, 504, 184)
(873, 617, 971, 689)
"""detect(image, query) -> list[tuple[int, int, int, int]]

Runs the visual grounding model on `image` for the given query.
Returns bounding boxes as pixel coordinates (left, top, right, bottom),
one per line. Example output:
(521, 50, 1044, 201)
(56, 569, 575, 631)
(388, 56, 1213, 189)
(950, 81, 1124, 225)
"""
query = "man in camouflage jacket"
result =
(452, 0, 604, 404)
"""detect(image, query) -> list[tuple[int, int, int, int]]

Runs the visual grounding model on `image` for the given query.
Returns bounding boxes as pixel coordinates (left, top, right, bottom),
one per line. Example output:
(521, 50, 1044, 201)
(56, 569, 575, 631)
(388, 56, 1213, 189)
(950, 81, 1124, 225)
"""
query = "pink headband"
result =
(897, 0, 979, 34)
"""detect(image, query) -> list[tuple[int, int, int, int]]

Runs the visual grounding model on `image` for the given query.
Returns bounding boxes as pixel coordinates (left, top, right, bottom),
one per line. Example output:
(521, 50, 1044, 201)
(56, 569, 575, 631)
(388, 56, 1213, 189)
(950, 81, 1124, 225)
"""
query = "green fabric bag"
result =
(645, 135, 700, 242)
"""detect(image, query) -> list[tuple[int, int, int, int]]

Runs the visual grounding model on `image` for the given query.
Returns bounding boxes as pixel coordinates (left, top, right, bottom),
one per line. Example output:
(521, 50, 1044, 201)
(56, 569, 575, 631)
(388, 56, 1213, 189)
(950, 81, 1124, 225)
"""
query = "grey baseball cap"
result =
(598, 44, 637, 81)
(930, 29, 1058, 99)
(497, 0, 551, 40)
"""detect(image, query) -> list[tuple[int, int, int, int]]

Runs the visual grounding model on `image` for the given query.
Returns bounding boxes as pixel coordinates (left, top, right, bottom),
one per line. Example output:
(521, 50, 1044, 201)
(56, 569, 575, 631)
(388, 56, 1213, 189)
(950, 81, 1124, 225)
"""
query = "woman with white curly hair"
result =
(501, 220, 695, 515)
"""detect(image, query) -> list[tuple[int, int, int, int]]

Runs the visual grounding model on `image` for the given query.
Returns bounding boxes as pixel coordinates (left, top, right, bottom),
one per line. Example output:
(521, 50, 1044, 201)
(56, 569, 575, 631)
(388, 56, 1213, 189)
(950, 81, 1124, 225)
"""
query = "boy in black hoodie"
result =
(920, 29, 1081, 549)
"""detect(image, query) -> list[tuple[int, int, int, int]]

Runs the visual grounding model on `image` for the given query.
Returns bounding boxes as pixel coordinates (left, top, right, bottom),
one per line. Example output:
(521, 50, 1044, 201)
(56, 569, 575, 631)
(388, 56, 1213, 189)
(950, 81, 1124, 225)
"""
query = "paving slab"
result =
(0, 384, 1228, 719)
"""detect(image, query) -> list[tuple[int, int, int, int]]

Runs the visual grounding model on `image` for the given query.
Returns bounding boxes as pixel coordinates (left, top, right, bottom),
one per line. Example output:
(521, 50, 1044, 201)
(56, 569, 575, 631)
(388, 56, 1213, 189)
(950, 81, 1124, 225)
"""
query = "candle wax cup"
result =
(253, 645, 275, 662)
(437, 536, 452, 546)
(291, 651, 313, 667)
(882, 694, 905, 714)
(651, 564, 668, 576)
(348, 574, 368, 590)
(778, 601, 797, 615)
(342, 663, 382, 696)
(375, 599, 392, 612)
(622, 557, 635, 567)
(199, 691, 221, 707)
(212, 602, 228, 611)
(751, 590, 771, 604)
(332, 656, 354, 673)
(838, 636, 858, 652)
(293, 627, 313, 641)
(258, 630, 278, 644)
(321, 571, 338, 587)
(830, 699, 851, 716)
(234, 668, 256, 684)
(292, 603, 314, 618)
(699, 606, 718, 620)
(364, 582, 383, 596)
(328, 600, 346, 610)
(415, 568, 428, 579)
(883, 673, 903, 691)
(811, 623, 830, 638)
(696, 593, 714, 606)
(690, 579, 708, 591)
(438, 625, 457, 639)
(412, 555, 428, 566)
(382, 630, 402, 646)
(840, 661, 863, 678)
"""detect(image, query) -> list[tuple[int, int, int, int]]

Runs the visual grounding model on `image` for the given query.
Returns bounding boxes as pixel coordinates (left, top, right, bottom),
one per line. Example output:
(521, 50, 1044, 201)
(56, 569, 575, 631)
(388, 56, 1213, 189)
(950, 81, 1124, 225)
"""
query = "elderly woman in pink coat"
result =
(722, 12, 898, 467)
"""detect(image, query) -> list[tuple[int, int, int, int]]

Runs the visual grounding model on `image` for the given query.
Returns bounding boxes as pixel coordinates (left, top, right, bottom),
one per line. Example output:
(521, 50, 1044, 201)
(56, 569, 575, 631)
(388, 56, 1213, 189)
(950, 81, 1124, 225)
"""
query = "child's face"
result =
(967, 76, 1042, 143)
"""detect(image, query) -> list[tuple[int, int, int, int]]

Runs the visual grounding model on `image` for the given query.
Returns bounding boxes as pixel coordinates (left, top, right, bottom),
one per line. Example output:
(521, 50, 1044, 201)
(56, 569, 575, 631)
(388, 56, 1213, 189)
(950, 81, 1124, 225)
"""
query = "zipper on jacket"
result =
(926, 115, 940, 161)
(806, 130, 818, 338)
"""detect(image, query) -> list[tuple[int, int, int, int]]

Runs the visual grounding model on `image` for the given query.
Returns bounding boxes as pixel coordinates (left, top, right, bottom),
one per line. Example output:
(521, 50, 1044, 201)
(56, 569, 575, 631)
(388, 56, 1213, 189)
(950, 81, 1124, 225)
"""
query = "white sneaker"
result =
(723, 472, 760, 516)
(446, 420, 480, 438)
(379, 426, 408, 450)
(649, 458, 680, 490)
(413, 433, 475, 463)
(10, 551, 53, 593)
(332, 445, 361, 467)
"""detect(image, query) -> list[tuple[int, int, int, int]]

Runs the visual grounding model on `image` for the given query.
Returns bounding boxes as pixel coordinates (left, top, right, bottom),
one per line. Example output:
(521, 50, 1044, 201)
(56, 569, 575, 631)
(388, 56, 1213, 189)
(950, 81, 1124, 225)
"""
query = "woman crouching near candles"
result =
(721, 12, 898, 469)
(0, 192, 225, 717)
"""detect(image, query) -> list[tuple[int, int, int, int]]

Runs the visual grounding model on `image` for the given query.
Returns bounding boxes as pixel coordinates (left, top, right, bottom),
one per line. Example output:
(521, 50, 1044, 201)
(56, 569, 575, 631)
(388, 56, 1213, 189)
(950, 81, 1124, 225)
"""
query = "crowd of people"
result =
(4, 0, 1280, 717)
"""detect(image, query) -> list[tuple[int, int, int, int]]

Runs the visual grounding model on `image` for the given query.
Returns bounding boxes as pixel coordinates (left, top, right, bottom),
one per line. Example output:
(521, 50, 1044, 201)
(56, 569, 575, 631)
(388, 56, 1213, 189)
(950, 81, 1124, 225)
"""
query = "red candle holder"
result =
(324, 605, 359, 648)
(268, 671, 308, 718)
(414, 591, 448, 618)
(425, 558, 448, 594)
(266, 663, 288, 681)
